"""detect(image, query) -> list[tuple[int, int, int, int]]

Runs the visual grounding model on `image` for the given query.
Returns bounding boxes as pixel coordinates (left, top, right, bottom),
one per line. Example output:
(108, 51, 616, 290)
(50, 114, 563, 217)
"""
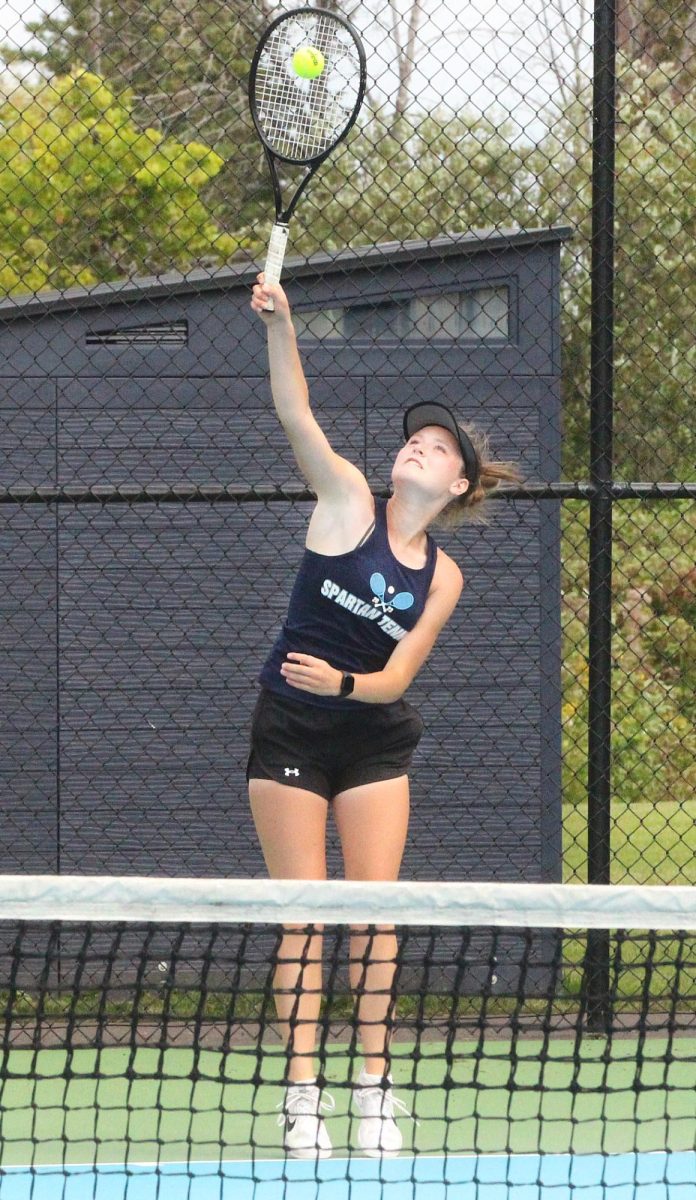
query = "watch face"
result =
(341, 673, 355, 696)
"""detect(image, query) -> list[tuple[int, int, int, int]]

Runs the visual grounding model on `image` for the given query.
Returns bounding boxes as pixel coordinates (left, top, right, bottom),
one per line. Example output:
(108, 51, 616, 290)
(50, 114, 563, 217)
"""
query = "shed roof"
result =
(0, 226, 572, 320)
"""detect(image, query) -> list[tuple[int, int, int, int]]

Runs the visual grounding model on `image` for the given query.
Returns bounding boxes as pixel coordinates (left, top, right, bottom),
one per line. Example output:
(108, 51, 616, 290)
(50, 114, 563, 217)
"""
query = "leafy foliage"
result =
(0, 71, 242, 292)
(561, 501, 696, 827)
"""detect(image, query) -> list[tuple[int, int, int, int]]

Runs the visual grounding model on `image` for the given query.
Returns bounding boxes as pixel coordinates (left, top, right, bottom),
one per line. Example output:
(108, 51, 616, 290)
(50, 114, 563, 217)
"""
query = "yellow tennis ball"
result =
(292, 46, 325, 79)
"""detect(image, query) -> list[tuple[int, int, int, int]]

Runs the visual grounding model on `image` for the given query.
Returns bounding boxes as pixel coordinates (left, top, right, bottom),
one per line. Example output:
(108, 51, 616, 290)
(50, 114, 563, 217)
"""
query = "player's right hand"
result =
(250, 273, 291, 320)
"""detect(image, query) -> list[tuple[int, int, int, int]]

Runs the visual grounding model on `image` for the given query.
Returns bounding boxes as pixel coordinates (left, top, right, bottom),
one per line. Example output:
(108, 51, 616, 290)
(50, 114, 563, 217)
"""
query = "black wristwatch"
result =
(339, 672, 355, 698)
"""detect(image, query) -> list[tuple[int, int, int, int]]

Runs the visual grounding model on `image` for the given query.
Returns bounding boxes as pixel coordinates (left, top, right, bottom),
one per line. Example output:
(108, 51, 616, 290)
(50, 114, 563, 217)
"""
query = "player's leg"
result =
(249, 777, 334, 1158)
(249, 778, 328, 1084)
(247, 690, 334, 1081)
(332, 775, 410, 1077)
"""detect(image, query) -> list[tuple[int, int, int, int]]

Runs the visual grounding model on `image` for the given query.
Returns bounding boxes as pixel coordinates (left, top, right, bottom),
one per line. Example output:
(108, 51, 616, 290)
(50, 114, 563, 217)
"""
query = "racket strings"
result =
(254, 14, 362, 161)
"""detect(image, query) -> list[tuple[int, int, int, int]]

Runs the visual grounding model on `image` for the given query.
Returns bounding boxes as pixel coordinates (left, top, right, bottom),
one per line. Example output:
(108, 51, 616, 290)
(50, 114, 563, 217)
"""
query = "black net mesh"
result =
(0, 894, 694, 1193)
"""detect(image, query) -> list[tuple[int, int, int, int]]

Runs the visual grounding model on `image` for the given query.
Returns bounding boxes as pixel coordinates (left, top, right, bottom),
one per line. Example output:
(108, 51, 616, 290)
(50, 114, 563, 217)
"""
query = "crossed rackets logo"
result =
(370, 572, 414, 615)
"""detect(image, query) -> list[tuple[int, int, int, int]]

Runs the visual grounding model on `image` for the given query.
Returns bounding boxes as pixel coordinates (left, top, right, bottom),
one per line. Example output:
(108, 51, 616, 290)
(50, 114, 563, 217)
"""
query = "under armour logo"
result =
(284, 767, 300, 777)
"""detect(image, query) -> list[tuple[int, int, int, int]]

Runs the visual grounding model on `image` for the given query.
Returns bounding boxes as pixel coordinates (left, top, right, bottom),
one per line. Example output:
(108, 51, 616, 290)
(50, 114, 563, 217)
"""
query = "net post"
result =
(586, 0, 616, 1034)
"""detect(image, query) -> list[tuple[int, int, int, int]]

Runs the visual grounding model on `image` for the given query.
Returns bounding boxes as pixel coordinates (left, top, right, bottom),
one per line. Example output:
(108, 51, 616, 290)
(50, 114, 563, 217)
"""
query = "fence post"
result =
(586, 0, 617, 1029)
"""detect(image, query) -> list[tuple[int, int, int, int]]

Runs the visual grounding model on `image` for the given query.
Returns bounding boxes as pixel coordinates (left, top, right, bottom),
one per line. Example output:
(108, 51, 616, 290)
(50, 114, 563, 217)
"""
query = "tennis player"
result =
(248, 274, 520, 1159)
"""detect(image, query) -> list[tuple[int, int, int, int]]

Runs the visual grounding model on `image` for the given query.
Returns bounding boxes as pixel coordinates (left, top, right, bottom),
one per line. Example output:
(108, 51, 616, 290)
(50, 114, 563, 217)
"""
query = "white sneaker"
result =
(352, 1070, 410, 1158)
(277, 1081, 335, 1159)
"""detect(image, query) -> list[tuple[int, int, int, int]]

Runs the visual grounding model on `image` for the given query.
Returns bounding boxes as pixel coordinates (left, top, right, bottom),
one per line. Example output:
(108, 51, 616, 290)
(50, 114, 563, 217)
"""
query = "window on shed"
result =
(293, 286, 508, 341)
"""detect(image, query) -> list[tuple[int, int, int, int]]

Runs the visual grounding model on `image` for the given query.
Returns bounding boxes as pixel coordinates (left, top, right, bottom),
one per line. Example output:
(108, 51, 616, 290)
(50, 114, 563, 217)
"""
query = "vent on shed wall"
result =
(86, 321, 188, 346)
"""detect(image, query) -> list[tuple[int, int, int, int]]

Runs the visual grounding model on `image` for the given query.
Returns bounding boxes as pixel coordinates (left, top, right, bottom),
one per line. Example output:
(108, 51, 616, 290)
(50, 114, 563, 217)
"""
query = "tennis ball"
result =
(292, 45, 325, 79)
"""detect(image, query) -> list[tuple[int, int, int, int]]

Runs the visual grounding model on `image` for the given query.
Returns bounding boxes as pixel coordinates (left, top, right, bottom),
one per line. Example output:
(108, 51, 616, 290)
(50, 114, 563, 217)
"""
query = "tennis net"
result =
(0, 875, 694, 1198)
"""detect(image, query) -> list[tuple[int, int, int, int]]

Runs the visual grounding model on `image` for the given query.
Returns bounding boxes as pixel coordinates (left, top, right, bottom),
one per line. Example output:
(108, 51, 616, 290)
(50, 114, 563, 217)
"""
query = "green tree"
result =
(297, 82, 693, 483)
(286, 109, 540, 256)
(1, 0, 271, 231)
(1, 0, 261, 132)
(0, 70, 242, 293)
(618, 0, 696, 101)
(532, 65, 695, 481)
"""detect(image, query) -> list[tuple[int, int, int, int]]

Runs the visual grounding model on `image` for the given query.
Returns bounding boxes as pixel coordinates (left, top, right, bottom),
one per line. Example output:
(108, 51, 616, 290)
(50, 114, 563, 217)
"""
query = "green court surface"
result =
(1, 1038, 694, 1169)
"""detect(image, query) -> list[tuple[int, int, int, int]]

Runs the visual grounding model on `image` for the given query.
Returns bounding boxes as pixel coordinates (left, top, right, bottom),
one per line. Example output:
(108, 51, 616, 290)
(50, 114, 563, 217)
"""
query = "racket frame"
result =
(248, 5, 366, 307)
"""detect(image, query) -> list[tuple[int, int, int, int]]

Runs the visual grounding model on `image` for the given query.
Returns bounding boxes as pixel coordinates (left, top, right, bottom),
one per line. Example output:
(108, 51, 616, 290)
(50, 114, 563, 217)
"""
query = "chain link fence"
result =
(1, 0, 694, 885)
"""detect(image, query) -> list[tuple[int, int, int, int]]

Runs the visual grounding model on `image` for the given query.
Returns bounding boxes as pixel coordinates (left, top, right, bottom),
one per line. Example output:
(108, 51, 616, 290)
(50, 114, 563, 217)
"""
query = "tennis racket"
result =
(248, 6, 366, 310)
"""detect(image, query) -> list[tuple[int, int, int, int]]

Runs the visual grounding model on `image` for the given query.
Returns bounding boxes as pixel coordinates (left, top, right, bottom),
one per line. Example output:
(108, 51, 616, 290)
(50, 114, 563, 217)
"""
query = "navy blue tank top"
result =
(259, 496, 438, 709)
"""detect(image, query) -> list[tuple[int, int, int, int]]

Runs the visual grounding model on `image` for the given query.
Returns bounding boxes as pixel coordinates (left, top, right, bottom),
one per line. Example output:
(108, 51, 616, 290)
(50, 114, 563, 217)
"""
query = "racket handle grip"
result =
(262, 224, 289, 312)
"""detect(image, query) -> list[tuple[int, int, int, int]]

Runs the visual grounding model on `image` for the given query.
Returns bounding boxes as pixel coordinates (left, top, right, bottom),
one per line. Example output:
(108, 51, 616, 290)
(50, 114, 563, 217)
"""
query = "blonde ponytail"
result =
(434, 421, 522, 529)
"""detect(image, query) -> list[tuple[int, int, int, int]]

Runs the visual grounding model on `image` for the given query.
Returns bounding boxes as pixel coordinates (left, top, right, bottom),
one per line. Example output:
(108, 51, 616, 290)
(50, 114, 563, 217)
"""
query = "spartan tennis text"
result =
(320, 578, 407, 641)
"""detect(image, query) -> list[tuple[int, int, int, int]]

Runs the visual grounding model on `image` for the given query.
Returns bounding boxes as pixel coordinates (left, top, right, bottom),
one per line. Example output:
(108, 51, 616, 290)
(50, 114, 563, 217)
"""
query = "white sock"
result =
(288, 1077, 317, 1089)
(358, 1069, 391, 1086)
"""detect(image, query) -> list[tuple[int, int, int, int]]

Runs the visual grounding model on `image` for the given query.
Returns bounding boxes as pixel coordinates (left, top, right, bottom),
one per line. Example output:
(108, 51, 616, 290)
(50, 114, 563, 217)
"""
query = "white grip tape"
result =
(262, 224, 289, 310)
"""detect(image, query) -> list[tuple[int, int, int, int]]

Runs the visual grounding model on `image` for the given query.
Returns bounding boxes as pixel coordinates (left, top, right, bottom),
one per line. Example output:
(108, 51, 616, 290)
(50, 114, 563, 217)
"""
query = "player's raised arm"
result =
(250, 274, 368, 502)
(250, 276, 310, 428)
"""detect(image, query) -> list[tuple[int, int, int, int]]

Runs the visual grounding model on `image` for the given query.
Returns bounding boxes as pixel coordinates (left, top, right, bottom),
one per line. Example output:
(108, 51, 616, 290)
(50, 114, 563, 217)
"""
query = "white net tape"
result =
(1, 875, 695, 929)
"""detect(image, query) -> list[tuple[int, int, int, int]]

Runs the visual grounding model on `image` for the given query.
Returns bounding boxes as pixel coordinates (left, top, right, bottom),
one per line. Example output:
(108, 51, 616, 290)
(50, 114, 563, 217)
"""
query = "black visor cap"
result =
(403, 401, 479, 489)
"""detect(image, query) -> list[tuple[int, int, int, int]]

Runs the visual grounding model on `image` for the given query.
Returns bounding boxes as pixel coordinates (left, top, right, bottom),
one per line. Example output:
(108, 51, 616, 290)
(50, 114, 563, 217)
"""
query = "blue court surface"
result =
(0, 1152, 694, 1199)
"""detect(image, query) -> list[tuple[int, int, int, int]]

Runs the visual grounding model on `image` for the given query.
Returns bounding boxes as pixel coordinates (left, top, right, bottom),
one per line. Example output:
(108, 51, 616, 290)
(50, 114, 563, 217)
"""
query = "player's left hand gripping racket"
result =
(248, 6, 366, 310)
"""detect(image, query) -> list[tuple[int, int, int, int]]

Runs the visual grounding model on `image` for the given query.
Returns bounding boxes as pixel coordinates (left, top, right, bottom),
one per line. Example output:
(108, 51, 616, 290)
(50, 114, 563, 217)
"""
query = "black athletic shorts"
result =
(246, 688, 424, 802)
